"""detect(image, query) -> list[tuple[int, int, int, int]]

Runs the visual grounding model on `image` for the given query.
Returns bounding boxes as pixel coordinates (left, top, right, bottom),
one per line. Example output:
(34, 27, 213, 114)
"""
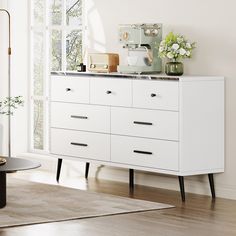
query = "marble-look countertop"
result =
(51, 71, 180, 81)
(51, 71, 224, 82)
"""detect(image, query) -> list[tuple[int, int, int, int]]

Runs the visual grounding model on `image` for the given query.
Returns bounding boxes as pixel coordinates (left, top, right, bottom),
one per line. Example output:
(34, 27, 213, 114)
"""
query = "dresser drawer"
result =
(111, 107, 178, 141)
(111, 135, 179, 171)
(90, 78, 132, 107)
(133, 80, 179, 111)
(51, 76, 90, 103)
(51, 102, 110, 133)
(51, 129, 110, 161)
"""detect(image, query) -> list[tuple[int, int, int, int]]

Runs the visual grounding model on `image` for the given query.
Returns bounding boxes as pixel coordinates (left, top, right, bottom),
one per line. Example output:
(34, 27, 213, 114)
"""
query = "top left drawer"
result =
(51, 76, 90, 103)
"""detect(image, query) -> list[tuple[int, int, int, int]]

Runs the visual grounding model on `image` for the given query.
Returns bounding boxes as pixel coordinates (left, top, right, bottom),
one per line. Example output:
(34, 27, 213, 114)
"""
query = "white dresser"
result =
(50, 73, 224, 201)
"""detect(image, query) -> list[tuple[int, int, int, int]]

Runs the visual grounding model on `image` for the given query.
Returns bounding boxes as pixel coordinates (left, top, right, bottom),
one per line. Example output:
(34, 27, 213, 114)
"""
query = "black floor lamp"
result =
(0, 9, 12, 158)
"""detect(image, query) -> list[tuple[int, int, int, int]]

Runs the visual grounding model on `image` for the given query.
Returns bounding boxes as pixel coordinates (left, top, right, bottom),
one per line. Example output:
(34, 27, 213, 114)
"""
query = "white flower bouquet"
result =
(159, 32, 196, 62)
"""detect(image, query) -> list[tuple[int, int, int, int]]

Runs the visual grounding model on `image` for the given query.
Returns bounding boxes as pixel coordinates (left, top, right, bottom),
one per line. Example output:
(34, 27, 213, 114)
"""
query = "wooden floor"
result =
(0, 170, 236, 236)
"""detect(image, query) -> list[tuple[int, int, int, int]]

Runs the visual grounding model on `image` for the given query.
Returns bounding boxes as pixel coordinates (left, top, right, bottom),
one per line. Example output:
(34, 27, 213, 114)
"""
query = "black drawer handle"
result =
(133, 150, 153, 155)
(106, 90, 112, 94)
(66, 88, 71, 91)
(71, 115, 88, 119)
(71, 142, 88, 147)
(133, 121, 153, 126)
(151, 93, 156, 97)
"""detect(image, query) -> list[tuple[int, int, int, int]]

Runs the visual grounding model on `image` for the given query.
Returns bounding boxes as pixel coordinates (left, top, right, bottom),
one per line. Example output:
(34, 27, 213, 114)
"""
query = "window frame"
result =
(29, 0, 85, 153)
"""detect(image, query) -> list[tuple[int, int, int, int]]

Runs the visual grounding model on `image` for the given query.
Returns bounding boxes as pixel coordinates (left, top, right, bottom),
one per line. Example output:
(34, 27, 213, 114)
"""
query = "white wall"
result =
(0, 0, 9, 156)
(8, 0, 29, 157)
(0, 0, 28, 157)
(84, 0, 236, 199)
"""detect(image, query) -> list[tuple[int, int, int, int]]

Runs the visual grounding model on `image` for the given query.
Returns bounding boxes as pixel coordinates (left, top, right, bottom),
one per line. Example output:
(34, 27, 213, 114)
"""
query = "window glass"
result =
(33, 0, 45, 25)
(51, 30, 62, 71)
(34, 100, 44, 150)
(66, 29, 82, 71)
(66, 0, 82, 26)
(50, 0, 63, 25)
(33, 31, 44, 96)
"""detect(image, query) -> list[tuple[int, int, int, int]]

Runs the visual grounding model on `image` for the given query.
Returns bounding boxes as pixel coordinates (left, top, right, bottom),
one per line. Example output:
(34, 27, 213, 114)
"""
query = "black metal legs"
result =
(178, 176, 185, 202)
(128, 170, 186, 202)
(85, 162, 90, 179)
(178, 174, 216, 202)
(0, 172, 6, 208)
(56, 159, 63, 182)
(56, 159, 90, 181)
(208, 174, 216, 199)
(129, 169, 134, 190)
(55, 158, 216, 201)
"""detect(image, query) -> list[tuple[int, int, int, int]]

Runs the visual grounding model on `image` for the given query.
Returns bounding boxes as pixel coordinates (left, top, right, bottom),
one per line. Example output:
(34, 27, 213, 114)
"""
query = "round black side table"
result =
(0, 157, 41, 208)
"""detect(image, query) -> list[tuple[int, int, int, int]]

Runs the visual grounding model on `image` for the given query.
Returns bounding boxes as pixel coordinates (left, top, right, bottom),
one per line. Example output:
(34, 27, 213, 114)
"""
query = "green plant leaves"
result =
(158, 32, 196, 62)
(0, 96, 24, 116)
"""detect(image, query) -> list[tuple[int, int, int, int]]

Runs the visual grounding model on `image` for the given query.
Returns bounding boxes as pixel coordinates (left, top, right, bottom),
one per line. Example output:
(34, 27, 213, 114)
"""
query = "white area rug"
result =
(0, 177, 173, 228)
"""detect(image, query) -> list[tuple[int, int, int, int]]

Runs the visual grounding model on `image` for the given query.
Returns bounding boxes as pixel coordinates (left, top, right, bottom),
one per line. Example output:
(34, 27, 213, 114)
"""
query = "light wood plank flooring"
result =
(0, 170, 236, 236)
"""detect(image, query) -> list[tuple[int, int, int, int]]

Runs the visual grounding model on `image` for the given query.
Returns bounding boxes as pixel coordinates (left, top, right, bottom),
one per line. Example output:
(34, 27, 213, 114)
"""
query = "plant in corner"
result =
(0, 96, 23, 163)
(159, 32, 196, 76)
(0, 96, 24, 116)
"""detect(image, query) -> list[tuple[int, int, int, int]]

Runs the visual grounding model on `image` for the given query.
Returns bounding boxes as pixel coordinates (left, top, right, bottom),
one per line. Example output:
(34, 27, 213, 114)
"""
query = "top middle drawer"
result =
(90, 78, 132, 107)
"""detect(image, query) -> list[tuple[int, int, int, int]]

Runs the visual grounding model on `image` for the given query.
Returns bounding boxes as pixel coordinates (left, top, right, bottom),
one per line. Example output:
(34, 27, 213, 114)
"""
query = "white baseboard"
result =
(86, 165, 236, 200)
(18, 153, 236, 200)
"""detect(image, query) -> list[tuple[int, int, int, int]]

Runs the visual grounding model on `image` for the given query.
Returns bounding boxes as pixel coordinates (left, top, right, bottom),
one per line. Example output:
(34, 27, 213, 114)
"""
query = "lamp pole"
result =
(0, 9, 12, 158)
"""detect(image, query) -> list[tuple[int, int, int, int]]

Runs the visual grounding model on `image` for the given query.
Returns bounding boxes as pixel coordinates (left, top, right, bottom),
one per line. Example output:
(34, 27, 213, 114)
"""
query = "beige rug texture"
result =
(0, 178, 173, 228)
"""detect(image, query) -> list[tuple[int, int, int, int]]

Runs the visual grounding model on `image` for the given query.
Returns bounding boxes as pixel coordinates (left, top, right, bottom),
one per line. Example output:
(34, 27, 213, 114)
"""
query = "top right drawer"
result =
(133, 80, 179, 111)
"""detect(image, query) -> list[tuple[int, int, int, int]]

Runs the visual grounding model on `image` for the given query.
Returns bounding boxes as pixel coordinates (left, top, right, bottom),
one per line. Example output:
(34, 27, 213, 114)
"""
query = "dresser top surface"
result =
(51, 71, 224, 82)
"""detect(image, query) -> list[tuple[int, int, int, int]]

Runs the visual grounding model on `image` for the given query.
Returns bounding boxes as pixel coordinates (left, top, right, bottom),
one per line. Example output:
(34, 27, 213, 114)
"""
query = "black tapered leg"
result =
(178, 176, 185, 202)
(208, 174, 216, 199)
(85, 162, 90, 179)
(129, 169, 134, 190)
(0, 172, 6, 208)
(56, 158, 63, 182)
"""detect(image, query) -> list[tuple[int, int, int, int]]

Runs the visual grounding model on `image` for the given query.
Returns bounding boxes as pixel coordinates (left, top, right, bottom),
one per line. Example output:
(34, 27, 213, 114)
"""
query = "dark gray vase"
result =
(165, 62, 184, 76)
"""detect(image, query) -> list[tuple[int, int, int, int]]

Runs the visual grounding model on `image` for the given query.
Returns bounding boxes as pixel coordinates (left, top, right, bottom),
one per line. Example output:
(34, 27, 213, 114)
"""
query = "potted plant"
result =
(0, 96, 24, 116)
(0, 96, 23, 164)
(159, 32, 196, 76)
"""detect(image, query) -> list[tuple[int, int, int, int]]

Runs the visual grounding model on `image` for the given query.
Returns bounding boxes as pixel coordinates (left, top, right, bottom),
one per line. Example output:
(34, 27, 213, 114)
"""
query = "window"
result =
(30, 0, 83, 152)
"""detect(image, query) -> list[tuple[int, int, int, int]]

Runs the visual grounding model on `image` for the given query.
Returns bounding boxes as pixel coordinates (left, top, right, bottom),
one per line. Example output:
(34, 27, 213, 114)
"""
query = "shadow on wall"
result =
(86, 0, 106, 53)
(85, 0, 233, 75)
